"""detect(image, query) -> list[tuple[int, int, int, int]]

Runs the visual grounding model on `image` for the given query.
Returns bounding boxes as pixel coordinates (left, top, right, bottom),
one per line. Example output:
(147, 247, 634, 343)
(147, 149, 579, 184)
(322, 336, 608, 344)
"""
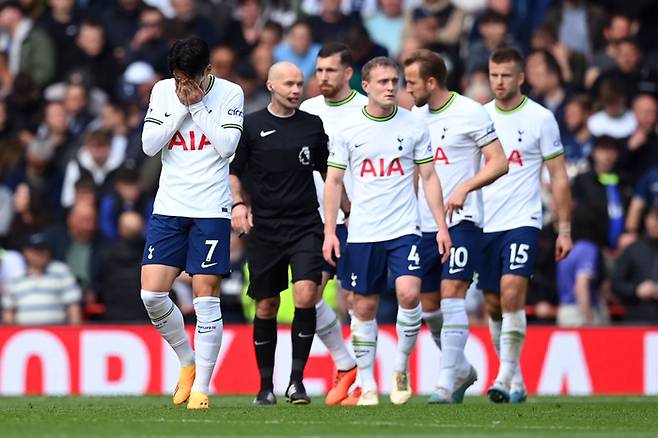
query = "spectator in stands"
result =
(465, 10, 520, 74)
(6, 182, 52, 250)
(0, 246, 25, 299)
(94, 211, 148, 322)
(273, 20, 320, 81)
(591, 12, 637, 74)
(98, 165, 152, 241)
(588, 77, 637, 139)
(167, 0, 219, 47)
(612, 204, 658, 322)
(211, 45, 237, 80)
(561, 94, 594, 178)
(2, 232, 82, 325)
(233, 61, 269, 114)
(625, 167, 658, 238)
(462, 67, 493, 105)
(365, 0, 404, 59)
(623, 94, 658, 178)
(260, 20, 283, 48)
(101, 0, 142, 58)
(222, 0, 263, 57)
(556, 206, 609, 327)
(0, 1, 55, 88)
(32, 101, 75, 174)
(526, 49, 571, 129)
(0, 184, 12, 240)
(410, 0, 464, 50)
(37, 0, 80, 82)
(250, 43, 273, 85)
(63, 81, 94, 141)
(125, 6, 169, 77)
(530, 24, 586, 89)
(572, 136, 632, 251)
(544, 0, 607, 59)
(307, 0, 360, 44)
(60, 129, 124, 208)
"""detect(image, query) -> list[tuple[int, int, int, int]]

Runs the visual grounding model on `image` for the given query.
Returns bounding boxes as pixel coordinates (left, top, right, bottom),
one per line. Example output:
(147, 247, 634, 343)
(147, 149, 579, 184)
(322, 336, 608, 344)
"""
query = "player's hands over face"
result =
(436, 227, 452, 264)
(322, 233, 340, 267)
(231, 204, 252, 235)
(445, 184, 469, 223)
(175, 76, 204, 106)
(555, 232, 573, 261)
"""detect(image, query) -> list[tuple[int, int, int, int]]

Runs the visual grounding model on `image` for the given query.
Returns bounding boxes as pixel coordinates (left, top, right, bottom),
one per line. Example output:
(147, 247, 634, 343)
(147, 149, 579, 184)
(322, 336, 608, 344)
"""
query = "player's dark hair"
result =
(404, 49, 448, 88)
(318, 42, 352, 67)
(362, 56, 399, 82)
(490, 47, 525, 71)
(168, 37, 210, 78)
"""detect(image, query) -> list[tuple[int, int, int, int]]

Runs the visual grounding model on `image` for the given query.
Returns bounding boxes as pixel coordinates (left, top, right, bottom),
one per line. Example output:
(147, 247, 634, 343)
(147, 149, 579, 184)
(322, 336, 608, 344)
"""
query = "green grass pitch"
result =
(2, 396, 657, 438)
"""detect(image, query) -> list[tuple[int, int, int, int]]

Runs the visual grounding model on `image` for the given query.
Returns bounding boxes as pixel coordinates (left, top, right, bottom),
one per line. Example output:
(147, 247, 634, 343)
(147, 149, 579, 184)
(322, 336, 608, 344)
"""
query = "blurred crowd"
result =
(0, 0, 657, 326)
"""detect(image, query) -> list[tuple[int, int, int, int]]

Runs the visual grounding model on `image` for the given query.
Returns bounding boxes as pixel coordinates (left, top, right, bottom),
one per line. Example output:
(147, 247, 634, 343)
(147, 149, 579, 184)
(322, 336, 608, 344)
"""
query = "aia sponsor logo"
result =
(168, 131, 211, 151)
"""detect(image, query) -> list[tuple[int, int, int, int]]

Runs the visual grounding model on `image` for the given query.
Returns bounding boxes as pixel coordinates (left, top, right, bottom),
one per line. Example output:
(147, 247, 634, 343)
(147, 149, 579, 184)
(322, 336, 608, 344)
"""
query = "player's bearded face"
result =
(316, 55, 349, 99)
(489, 61, 523, 102)
(404, 64, 430, 107)
(365, 66, 399, 109)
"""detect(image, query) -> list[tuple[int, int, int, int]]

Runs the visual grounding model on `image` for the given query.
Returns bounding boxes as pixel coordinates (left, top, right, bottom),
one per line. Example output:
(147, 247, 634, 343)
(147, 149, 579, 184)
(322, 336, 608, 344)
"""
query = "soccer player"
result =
(230, 62, 328, 405)
(140, 37, 244, 410)
(483, 48, 572, 403)
(323, 56, 451, 406)
(299, 42, 367, 405)
(402, 49, 509, 404)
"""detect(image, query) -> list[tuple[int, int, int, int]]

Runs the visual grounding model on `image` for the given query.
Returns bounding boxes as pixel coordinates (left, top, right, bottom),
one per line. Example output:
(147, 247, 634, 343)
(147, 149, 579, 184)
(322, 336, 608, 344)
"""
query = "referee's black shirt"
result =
(229, 107, 329, 220)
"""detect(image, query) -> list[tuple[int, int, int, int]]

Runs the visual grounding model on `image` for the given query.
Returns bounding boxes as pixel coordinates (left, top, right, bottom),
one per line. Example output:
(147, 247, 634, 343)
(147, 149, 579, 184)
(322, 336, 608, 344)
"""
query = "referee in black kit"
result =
(229, 62, 329, 405)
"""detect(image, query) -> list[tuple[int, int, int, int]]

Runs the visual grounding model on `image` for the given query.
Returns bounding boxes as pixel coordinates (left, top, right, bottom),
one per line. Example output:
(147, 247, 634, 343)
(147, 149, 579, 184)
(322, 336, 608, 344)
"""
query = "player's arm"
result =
(188, 86, 244, 158)
(446, 138, 508, 221)
(323, 166, 345, 266)
(229, 131, 252, 235)
(418, 161, 452, 264)
(142, 82, 189, 157)
(545, 153, 573, 261)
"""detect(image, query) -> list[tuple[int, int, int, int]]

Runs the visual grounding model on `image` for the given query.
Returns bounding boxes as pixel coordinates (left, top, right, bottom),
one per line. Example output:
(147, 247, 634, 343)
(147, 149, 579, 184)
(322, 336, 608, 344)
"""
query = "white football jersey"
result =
(483, 96, 563, 232)
(300, 90, 368, 224)
(412, 92, 498, 231)
(329, 105, 433, 243)
(142, 75, 244, 218)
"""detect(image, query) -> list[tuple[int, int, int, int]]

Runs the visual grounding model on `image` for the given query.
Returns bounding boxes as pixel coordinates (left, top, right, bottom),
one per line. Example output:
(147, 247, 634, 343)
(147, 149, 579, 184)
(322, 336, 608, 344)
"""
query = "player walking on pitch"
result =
(300, 42, 367, 405)
(402, 49, 508, 404)
(140, 37, 244, 410)
(323, 56, 451, 406)
(482, 48, 572, 403)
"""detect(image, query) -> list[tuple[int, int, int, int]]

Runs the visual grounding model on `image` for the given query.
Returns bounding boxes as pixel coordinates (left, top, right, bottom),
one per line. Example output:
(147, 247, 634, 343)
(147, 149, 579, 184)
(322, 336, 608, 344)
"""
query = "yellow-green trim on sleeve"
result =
(328, 162, 348, 170)
(414, 156, 434, 164)
(542, 150, 564, 161)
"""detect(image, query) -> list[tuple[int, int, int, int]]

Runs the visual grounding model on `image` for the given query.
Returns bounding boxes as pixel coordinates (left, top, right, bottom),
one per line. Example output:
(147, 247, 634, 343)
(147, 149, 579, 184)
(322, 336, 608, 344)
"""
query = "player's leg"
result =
(286, 227, 324, 404)
(247, 232, 289, 405)
(389, 235, 423, 405)
(317, 224, 357, 405)
(140, 215, 194, 405)
(432, 223, 482, 404)
(488, 227, 539, 403)
(347, 241, 387, 406)
(418, 232, 443, 350)
(184, 218, 231, 409)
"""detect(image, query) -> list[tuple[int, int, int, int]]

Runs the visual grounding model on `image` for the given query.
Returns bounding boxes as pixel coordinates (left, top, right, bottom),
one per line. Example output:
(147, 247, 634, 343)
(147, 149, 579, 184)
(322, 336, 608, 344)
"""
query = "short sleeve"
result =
(574, 242, 599, 278)
(413, 122, 434, 164)
(468, 106, 498, 148)
(540, 113, 564, 160)
(219, 85, 244, 132)
(327, 132, 348, 170)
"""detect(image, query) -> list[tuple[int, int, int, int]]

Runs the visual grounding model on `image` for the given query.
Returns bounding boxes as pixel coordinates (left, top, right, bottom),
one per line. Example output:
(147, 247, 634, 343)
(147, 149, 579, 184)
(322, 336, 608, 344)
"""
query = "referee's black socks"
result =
(253, 316, 277, 392)
(290, 306, 317, 383)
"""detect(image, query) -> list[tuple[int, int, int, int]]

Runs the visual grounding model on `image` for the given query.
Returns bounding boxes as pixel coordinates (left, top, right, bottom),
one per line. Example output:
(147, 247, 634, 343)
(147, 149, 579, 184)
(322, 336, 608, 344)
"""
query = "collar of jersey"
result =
(495, 95, 527, 115)
(598, 172, 619, 186)
(429, 91, 457, 113)
(204, 75, 215, 95)
(362, 105, 397, 122)
(326, 90, 358, 107)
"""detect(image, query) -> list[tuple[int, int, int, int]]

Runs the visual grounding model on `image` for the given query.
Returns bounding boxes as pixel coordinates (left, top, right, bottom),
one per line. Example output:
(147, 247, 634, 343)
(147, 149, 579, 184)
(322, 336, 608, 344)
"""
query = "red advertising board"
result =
(0, 325, 656, 396)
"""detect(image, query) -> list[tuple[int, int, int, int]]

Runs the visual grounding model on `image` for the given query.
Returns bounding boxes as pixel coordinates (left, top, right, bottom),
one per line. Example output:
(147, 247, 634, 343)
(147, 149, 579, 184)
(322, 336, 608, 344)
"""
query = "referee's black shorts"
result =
(246, 214, 323, 299)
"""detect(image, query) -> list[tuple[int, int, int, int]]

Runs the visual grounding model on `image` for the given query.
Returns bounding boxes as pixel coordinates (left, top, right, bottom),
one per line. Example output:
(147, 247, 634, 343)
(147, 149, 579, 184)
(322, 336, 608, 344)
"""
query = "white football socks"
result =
(422, 308, 443, 350)
(495, 310, 526, 389)
(351, 316, 378, 392)
(437, 298, 468, 392)
(489, 316, 525, 389)
(394, 303, 422, 373)
(315, 299, 356, 371)
(191, 296, 223, 394)
(141, 290, 194, 367)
